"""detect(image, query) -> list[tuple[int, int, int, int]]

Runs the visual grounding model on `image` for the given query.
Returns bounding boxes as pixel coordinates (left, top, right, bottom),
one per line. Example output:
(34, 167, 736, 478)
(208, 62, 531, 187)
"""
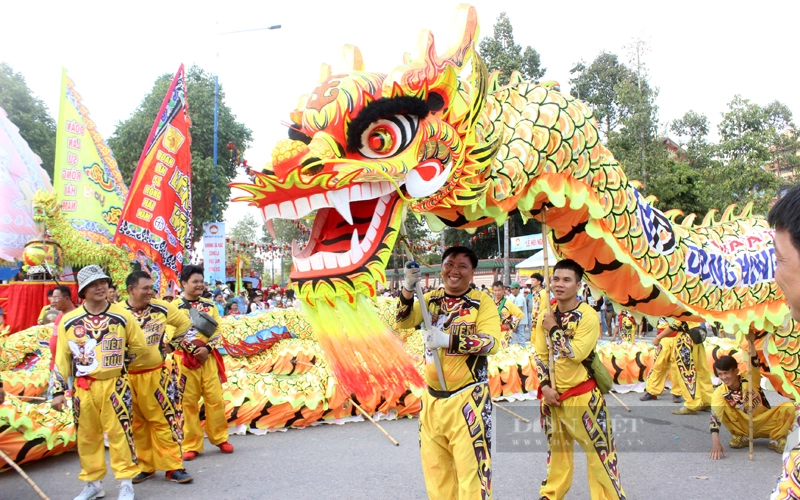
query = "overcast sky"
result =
(3, 0, 799, 239)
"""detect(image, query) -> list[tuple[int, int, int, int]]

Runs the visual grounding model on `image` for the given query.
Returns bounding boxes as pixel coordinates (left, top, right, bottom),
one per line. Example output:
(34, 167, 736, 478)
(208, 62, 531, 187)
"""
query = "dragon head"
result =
(232, 5, 498, 305)
(33, 189, 59, 223)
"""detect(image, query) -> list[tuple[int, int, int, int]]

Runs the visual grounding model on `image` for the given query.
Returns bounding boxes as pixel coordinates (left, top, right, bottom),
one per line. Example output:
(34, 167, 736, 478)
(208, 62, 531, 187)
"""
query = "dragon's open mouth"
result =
(259, 182, 404, 279)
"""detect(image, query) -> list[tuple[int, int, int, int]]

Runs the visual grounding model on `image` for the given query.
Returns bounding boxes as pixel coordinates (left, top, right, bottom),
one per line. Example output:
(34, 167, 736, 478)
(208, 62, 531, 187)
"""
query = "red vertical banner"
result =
(114, 65, 192, 292)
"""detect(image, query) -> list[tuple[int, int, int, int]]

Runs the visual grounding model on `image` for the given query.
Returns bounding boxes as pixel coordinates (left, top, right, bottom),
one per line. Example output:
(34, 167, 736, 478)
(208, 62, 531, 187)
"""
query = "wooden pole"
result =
(541, 209, 556, 387)
(748, 338, 755, 461)
(495, 403, 531, 423)
(400, 224, 446, 391)
(0, 448, 50, 500)
(294, 361, 400, 446)
(608, 391, 631, 412)
(350, 399, 399, 446)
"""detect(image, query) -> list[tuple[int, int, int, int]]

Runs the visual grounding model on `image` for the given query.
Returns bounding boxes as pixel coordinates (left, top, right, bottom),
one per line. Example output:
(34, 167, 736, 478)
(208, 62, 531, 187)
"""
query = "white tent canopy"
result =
(515, 244, 559, 269)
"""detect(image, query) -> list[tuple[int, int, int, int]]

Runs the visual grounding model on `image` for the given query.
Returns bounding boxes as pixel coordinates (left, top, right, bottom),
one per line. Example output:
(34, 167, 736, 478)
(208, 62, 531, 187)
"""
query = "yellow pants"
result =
(645, 336, 682, 396)
(130, 366, 183, 472)
(73, 377, 139, 481)
(674, 335, 713, 410)
(419, 383, 492, 500)
(717, 402, 794, 441)
(179, 357, 228, 453)
(540, 387, 625, 500)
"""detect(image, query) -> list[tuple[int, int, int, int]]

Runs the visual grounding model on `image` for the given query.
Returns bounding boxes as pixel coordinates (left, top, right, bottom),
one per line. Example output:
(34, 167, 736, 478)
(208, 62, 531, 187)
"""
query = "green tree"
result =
(0, 63, 56, 179)
(716, 95, 792, 164)
(109, 65, 252, 241)
(225, 213, 264, 279)
(670, 110, 713, 171)
(608, 40, 661, 194)
(706, 96, 793, 213)
(229, 213, 259, 242)
(264, 219, 306, 286)
(771, 127, 800, 181)
(568, 52, 635, 138)
(478, 12, 545, 85)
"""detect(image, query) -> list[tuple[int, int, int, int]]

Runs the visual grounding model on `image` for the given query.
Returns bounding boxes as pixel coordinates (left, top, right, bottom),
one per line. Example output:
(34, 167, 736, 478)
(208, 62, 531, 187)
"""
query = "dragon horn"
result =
(342, 45, 364, 71)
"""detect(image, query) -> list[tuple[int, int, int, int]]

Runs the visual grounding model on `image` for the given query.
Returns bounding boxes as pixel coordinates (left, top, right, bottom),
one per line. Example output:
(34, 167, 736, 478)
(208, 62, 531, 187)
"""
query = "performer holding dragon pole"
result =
(709, 350, 794, 459)
(397, 246, 501, 499)
(51, 265, 148, 500)
(534, 259, 625, 500)
(123, 271, 195, 484)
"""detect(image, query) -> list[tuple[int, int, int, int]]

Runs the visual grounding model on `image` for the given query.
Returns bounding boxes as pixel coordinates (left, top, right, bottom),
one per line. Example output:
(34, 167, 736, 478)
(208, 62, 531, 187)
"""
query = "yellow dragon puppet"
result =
(233, 5, 799, 402)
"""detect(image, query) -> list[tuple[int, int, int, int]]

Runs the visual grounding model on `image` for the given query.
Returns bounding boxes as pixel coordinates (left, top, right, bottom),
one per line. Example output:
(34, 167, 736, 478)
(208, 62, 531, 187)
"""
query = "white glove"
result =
(404, 262, 421, 292)
(424, 326, 450, 350)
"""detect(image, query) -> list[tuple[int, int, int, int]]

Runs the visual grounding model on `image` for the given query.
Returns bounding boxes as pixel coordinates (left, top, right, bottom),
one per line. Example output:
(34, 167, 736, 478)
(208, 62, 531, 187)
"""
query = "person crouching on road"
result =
(51, 265, 148, 500)
(709, 352, 794, 459)
(397, 246, 502, 499)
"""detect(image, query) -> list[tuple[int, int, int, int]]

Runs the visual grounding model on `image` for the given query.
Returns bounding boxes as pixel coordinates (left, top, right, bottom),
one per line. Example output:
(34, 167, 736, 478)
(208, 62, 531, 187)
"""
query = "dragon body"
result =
(232, 4, 800, 399)
(1, 304, 751, 470)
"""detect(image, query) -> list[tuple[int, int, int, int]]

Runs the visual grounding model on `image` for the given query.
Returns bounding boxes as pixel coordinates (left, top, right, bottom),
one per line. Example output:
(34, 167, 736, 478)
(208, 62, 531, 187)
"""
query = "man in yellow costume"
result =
(51, 265, 148, 500)
(123, 271, 194, 484)
(398, 246, 502, 500)
(610, 310, 636, 344)
(667, 320, 713, 415)
(534, 259, 625, 500)
(709, 351, 794, 459)
(529, 273, 548, 336)
(640, 318, 683, 404)
(491, 280, 523, 347)
(174, 264, 233, 460)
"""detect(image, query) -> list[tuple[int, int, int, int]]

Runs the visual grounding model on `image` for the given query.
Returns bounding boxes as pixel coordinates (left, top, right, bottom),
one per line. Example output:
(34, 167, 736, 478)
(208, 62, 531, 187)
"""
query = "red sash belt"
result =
(129, 362, 165, 376)
(657, 328, 678, 338)
(558, 378, 597, 402)
(75, 376, 97, 390)
(537, 378, 597, 402)
(175, 349, 227, 383)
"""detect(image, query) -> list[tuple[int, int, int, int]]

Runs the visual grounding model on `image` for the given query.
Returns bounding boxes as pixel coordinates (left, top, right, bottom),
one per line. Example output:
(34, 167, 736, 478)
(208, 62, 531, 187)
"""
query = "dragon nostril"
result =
(302, 157, 324, 176)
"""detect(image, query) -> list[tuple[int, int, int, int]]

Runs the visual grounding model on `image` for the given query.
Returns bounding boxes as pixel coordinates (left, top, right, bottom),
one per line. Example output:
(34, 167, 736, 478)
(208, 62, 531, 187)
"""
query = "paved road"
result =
(1, 392, 787, 499)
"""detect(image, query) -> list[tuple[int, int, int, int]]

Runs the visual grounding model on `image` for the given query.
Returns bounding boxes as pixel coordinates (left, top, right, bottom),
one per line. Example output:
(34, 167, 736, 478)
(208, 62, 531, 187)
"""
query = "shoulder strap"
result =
(497, 298, 506, 314)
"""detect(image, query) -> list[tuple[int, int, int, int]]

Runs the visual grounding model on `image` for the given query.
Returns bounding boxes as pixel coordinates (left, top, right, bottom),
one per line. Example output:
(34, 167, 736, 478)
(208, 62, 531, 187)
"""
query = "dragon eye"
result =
(358, 115, 418, 159)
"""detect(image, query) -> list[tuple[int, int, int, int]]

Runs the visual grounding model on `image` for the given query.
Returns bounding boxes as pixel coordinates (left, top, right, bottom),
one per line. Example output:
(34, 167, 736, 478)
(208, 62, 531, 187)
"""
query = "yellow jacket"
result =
(396, 288, 502, 392)
(53, 302, 147, 395)
(533, 302, 599, 393)
(125, 298, 193, 372)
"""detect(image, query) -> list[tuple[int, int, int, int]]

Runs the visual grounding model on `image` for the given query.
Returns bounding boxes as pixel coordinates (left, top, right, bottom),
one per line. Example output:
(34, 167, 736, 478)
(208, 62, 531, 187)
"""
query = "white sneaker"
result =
(118, 483, 134, 500)
(74, 482, 105, 500)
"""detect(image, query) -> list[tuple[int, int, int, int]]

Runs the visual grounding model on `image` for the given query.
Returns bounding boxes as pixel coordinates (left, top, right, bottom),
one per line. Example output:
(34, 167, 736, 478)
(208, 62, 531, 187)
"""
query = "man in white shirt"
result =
(509, 282, 529, 344)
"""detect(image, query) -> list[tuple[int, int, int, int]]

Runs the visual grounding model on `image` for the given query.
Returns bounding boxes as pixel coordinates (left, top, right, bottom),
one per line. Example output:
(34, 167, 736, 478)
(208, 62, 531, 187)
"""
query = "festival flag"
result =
(53, 68, 128, 245)
(114, 64, 192, 292)
(0, 106, 53, 262)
